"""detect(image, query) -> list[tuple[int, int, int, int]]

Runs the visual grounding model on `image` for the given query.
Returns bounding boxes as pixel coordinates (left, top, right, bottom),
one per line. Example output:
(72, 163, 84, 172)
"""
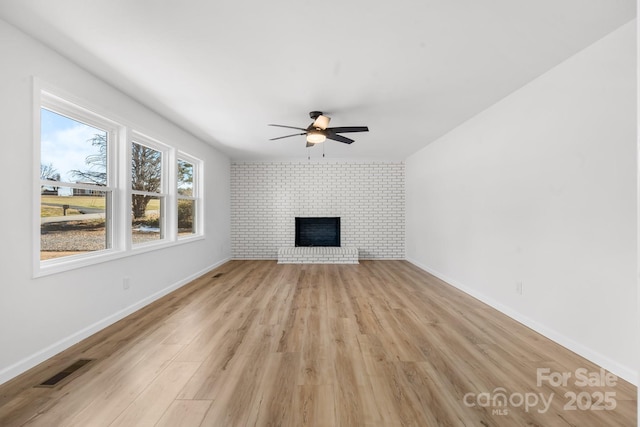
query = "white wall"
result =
(0, 19, 231, 384)
(231, 162, 405, 259)
(637, 5, 639, 422)
(406, 21, 637, 383)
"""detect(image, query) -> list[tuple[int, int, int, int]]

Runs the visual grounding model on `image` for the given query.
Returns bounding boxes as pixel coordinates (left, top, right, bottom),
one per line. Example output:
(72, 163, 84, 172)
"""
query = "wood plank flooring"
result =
(0, 260, 636, 426)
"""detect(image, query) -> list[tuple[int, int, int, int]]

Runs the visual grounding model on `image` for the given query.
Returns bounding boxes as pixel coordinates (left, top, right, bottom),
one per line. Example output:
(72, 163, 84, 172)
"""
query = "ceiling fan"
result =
(269, 111, 369, 147)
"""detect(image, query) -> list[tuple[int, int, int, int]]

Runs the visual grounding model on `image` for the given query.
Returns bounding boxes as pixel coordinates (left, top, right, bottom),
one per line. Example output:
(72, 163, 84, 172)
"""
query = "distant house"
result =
(72, 183, 102, 196)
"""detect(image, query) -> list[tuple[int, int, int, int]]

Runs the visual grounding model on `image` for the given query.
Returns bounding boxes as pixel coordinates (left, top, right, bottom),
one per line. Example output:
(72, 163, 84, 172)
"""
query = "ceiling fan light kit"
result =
(306, 131, 326, 144)
(269, 111, 369, 148)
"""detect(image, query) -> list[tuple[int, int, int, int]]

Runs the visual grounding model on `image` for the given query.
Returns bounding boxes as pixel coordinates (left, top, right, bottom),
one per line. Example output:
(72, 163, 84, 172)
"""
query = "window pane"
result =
(41, 108, 107, 186)
(132, 142, 162, 193)
(178, 199, 195, 236)
(40, 191, 109, 260)
(132, 195, 163, 244)
(177, 159, 194, 197)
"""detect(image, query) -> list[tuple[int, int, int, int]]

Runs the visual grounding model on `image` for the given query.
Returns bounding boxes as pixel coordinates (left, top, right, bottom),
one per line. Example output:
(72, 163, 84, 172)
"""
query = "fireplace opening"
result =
(295, 217, 340, 247)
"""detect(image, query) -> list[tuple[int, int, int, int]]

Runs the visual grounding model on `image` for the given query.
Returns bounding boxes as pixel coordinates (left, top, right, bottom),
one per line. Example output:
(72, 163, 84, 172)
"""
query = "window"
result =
(36, 87, 204, 276)
(131, 139, 165, 245)
(39, 98, 116, 262)
(177, 156, 199, 237)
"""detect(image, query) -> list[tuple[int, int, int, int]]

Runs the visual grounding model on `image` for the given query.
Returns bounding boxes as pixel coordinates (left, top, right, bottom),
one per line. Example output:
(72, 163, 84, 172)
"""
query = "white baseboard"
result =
(0, 257, 231, 386)
(406, 258, 638, 386)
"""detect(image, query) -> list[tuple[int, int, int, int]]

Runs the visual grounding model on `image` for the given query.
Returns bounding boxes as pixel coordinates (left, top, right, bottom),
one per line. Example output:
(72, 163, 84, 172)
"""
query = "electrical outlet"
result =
(123, 277, 130, 290)
(515, 281, 523, 295)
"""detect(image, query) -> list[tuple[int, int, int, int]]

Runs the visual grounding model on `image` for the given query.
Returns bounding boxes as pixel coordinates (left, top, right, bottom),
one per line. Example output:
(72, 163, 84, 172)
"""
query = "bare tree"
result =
(131, 143, 161, 219)
(40, 163, 60, 193)
(72, 135, 162, 219)
(70, 134, 107, 185)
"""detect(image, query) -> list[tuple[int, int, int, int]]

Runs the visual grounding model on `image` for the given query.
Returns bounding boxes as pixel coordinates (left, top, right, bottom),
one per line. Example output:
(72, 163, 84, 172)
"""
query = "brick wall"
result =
(231, 162, 405, 259)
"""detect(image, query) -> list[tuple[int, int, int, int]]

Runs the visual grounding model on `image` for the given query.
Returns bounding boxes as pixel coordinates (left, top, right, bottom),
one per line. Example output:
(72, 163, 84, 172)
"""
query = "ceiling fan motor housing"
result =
(309, 111, 323, 120)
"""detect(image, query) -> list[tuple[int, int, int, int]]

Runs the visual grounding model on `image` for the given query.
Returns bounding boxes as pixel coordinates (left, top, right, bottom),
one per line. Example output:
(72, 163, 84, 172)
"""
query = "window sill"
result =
(35, 234, 205, 278)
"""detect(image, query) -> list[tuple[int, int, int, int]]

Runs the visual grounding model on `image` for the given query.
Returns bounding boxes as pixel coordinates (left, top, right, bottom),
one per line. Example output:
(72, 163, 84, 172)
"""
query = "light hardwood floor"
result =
(0, 260, 636, 426)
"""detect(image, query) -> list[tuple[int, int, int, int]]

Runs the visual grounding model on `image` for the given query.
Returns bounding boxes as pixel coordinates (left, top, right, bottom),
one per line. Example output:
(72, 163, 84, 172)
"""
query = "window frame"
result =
(36, 90, 122, 276)
(34, 82, 205, 278)
(129, 133, 169, 249)
(176, 152, 202, 239)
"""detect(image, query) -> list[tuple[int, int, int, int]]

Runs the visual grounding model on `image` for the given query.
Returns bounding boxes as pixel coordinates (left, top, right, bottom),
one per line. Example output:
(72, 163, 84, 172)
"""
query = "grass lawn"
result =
(41, 195, 160, 217)
(41, 194, 105, 207)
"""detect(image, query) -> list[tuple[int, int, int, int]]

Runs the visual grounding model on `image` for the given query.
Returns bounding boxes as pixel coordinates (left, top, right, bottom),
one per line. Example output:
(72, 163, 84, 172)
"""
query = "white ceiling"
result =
(0, 1, 635, 161)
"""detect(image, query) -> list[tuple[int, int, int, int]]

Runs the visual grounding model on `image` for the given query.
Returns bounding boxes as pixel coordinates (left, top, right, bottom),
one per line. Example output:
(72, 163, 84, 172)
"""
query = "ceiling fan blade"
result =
(306, 141, 315, 148)
(325, 131, 354, 144)
(268, 124, 308, 131)
(326, 126, 369, 133)
(312, 115, 331, 130)
(270, 132, 307, 141)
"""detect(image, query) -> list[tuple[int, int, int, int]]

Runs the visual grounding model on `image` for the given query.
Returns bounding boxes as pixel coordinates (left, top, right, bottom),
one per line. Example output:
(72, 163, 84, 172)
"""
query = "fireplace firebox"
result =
(295, 217, 340, 247)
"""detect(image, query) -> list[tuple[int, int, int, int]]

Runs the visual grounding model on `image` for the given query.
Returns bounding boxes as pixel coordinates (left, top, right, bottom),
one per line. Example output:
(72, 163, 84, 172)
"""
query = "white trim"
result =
(0, 257, 231, 386)
(166, 147, 178, 240)
(33, 78, 43, 277)
(176, 152, 203, 238)
(130, 134, 170, 245)
(636, 6, 640, 426)
(35, 233, 205, 276)
(406, 258, 638, 386)
(33, 79, 208, 276)
(37, 86, 124, 277)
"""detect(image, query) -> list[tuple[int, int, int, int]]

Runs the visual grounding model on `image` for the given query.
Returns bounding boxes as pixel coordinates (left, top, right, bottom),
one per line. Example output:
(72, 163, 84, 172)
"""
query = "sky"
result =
(40, 108, 106, 184)
(40, 108, 195, 195)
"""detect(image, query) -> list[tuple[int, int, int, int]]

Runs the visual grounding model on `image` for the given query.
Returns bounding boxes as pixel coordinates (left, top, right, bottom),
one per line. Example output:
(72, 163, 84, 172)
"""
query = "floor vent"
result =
(212, 273, 224, 278)
(36, 359, 94, 388)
